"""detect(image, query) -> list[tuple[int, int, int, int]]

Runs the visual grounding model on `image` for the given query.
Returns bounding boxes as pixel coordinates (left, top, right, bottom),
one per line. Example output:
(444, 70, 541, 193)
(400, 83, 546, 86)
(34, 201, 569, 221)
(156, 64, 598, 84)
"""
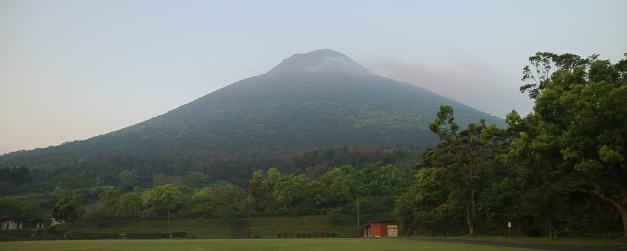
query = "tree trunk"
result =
(468, 163, 476, 236)
(471, 192, 476, 225)
(580, 182, 627, 238)
(622, 210, 627, 239)
(466, 206, 474, 236)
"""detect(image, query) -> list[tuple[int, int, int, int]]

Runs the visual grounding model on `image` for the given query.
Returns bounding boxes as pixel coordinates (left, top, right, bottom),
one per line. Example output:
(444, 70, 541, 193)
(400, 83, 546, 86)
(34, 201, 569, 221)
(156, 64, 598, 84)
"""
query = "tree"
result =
(180, 171, 211, 188)
(144, 184, 183, 217)
(191, 183, 241, 218)
(0, 166, 32, 185)
(0, 199, 24, 221)
(397, 105, 505, 236)
(118, 170, 139, 192)
(53, 189, 82, 221)
(117, 189, 143, 217)
(325, 165, 359, 206)
(272, 173, 323, 216)
(243, 170, 276, 216)
(395, 167, 459, 235)
(97, 190, 121, 216)
(428, 106, 485, 235)
(0, 200, 48, 224)
(514, 52, 627, 238)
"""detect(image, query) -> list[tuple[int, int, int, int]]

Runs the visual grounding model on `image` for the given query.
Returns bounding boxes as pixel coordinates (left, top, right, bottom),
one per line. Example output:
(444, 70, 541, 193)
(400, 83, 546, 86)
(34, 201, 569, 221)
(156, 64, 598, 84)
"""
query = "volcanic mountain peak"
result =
(0, 49, 505, 181)
(267, 49, 372, 76)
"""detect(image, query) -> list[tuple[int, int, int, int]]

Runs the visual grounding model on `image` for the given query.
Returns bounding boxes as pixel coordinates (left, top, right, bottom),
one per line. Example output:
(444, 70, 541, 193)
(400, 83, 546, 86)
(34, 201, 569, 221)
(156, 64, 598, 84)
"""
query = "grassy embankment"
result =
(75, 215, 355, 239)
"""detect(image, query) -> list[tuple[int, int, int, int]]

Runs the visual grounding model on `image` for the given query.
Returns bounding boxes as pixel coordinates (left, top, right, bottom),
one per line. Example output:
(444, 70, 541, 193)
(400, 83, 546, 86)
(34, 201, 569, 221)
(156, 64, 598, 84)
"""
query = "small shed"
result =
(363, 221, 398, 237)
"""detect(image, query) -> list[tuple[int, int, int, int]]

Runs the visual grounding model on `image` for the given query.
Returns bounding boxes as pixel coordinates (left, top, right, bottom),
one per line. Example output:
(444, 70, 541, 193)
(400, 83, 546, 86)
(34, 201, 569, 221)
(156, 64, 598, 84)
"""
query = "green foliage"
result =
(395, 167, 454, 235)
(180, 171, 211, 188)
(119, 170, 139, 192)
(395, 52, 626, 238)
(144, 184, 184, 216)
(0, 199, 48, 223)
(513, 52, 627, 237)
(241, 161, 410, 224)
(429, 105, 459, 140)
(0, 166, 32, 185)
(397, 105, 511, 236)
(53, 189, 82, 221)
(478, 178, 519, 228)
(189, 183, 241, 218)
(117, 190, 143, 217)
(96, 190, 121, 216)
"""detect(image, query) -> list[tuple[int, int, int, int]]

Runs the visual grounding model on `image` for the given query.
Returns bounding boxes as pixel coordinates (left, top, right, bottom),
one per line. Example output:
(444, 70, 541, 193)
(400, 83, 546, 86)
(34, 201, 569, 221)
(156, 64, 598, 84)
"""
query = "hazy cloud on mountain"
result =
(366, 57, 533, 118)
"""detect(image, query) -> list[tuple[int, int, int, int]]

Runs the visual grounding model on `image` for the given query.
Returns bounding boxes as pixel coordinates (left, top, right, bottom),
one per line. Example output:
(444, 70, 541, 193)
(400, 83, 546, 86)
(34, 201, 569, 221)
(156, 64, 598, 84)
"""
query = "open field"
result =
(444, 235, 627, 248)
(0, 238, 538, 251)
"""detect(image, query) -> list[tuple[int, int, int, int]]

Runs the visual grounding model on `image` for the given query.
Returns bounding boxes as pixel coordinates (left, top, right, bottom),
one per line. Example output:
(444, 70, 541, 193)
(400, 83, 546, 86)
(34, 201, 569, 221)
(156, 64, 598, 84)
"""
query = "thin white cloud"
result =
(364, 57, 533, 118)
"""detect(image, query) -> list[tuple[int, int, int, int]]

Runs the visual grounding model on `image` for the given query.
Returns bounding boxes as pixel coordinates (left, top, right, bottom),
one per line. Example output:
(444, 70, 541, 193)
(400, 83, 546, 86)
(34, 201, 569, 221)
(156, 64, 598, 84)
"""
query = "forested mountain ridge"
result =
(2, 49, 501, 157)
(0, 49, 503, 187)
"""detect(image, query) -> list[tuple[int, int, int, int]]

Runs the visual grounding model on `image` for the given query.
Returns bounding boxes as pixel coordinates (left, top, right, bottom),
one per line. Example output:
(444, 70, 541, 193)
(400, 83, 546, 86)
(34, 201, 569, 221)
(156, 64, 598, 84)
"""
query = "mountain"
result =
(0, 49, 503, 184)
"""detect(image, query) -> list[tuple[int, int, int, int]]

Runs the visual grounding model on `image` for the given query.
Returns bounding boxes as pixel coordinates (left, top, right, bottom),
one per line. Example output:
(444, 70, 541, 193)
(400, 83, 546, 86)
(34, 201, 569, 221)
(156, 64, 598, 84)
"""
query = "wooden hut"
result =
(363, 221, 398, 237)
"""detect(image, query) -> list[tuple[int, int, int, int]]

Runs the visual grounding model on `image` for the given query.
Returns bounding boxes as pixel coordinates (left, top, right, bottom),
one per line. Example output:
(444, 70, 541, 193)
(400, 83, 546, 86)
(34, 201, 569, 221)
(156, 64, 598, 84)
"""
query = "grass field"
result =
(0, 238, 538, 251)
(439, 235, 627, 248)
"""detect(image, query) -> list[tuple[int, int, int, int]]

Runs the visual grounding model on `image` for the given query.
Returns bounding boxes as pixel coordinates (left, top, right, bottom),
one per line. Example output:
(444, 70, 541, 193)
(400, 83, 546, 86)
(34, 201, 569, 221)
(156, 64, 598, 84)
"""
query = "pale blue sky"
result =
(1, 0, 625, 154)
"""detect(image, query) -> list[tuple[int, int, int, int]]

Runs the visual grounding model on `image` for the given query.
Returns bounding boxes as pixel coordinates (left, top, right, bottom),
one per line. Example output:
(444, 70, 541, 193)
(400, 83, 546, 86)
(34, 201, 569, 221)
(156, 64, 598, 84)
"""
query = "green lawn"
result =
(415, 235, 627, 248)
(0, 238, 537, 251)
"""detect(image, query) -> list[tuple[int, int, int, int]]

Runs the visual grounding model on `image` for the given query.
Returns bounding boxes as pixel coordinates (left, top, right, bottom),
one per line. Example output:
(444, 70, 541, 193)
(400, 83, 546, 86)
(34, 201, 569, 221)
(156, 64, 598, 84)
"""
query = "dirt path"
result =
(408, 237, 626, 251)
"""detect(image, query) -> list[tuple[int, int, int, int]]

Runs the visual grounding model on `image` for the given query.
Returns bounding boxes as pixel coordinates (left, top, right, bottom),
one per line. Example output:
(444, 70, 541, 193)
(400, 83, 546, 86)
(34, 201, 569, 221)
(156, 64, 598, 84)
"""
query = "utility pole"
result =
(356, 194, 360, 238)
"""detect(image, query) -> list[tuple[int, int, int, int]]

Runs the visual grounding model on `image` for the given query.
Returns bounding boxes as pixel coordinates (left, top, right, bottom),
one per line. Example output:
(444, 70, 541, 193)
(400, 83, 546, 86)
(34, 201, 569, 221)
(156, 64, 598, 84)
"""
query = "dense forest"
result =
(1, 52, 625, 239)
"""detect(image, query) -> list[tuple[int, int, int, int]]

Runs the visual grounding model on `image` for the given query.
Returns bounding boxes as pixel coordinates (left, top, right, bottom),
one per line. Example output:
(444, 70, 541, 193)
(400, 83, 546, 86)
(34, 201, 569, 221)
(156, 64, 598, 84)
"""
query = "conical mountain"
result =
(1, 49, 503, 178)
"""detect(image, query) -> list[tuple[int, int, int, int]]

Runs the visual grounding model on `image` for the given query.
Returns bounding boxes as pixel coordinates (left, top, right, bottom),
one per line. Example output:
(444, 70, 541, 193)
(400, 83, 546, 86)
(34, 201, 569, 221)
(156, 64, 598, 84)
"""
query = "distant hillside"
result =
(0, 49, 503, 186)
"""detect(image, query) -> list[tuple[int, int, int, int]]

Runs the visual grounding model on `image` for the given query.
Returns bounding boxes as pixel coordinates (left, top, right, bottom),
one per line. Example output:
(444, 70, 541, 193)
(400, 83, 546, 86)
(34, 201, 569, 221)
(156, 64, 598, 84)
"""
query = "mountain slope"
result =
(1, 49, 503, 174)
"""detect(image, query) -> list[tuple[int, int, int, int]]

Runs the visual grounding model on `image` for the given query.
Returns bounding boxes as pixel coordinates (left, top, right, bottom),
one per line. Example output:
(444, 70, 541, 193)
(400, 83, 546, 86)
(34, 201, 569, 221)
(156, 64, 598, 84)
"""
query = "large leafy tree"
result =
(180, 171, 212, 188)
(53, 189, 82, 221)
(429, 106, 500, 235)
(243, 170, 277, 216)
(144, 184, 184, 216)
(97, 190, 121, 216)
(118, 170, 139, 192)
(397, 105, 506, 235)
(117, 189, 143, 217)
(191, 183, 241, 218)
(514, 52, 627, 237)
(272, 172, 324, 216)
(395, 167, 458, 235)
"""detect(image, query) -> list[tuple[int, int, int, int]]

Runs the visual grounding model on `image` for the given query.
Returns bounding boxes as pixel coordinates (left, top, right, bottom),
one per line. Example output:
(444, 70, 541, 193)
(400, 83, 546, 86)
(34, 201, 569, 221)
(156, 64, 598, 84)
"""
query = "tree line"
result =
(396, 52, 626, 238)
(35, 162, 412, 228)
